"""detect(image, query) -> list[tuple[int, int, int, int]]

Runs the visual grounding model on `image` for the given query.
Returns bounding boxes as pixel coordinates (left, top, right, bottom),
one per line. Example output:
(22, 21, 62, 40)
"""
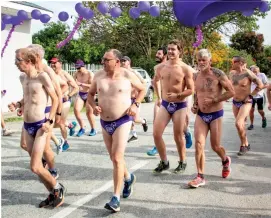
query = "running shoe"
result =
(153, 160, 170, 174)
(247, 124, 254, 130)
(39, 193, 54, 208)
(222, 156, 231, 178)
(53, 183, 65, 208)
(188, 176, 206, 188)
(128, 135, 138, 143)
(56, 138, 64, 155)
(62, 141, 70, 151)
(237, 146, 247, 156)
(147, 147, 158, 156)
(262, 118, 267, 128)
(185, 131, 193, 148)
(76, 128, 85, 137)
(89, 128, 97, 136)
(142, 119, 148, 132)
(123, 174, 136, 198)
(174, 161, 187, 174)
(104, 196, 120, 212)
(68, 121, 77, 136)
(49, 169, 59, 180)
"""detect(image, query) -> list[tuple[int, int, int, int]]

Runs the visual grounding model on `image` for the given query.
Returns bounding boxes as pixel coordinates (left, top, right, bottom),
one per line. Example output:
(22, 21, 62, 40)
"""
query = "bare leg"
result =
(51, 132, 59, 145)
(43, 131, 55, 169)
(249, 107, 255, 125)
(86, 102, 96, 130)
(59, 101, 71, 140)
(1, 113, 5, 129)
(20, 126, 28, 151)
(74, 97, 84, 129)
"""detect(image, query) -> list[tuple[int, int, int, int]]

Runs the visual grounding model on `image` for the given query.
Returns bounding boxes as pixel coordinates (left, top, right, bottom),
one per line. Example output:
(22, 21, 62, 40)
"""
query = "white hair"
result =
(198, 49, 212, 60)
(27, 44, 45, 59)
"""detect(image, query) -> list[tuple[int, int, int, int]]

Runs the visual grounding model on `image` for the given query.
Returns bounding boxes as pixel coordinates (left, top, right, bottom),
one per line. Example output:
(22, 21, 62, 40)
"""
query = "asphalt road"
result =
(1, 102, 271, 218)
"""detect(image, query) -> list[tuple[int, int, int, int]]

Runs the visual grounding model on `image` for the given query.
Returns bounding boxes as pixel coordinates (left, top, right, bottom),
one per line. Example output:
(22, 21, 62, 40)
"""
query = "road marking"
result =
(50, 160, 149, 218)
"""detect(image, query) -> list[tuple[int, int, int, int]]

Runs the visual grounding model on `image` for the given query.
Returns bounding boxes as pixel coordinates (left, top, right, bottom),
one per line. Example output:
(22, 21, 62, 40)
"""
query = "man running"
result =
(188, 49, 234, 188)
(88, 49, 145, 212)
(15, 48, 65, 208)
(229, 56, 263, 156)
(120, 56, 148, 142)
(49, 57, 79, 152)
(1, 90, 13, 136)
(152, 40, 194, 174)
(72, 59, 97, 137)
(247, 65, 269, 130)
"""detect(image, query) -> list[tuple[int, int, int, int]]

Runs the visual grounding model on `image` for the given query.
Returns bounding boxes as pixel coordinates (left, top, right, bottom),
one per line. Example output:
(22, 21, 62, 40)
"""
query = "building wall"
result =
(1, 20, 32, 112)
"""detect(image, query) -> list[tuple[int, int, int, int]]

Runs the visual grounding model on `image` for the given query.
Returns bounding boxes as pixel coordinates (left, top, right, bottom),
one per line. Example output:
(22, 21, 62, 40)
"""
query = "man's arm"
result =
(261, 73, 269, 89)
(127, 70, 146, 103)
(153, 65, 162, 100)
(80, 71, 93, 88)
(63, 71, 79, 97)
(178, 66, 194, 99)
(40, 73, 58, 121)
(212, 69, 235, 103)
(247, 69, 264, 96)
(267, 84, 271, 106)
(87, 74, 98, 109)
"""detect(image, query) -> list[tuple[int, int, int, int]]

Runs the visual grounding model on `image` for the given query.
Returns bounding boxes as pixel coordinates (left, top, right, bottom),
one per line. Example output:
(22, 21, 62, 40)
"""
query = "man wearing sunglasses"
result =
(120, 56, 148, 143)
(88, 49, 145, 212)
(72, 59, 97, 137)
(229, 56, 263, 156)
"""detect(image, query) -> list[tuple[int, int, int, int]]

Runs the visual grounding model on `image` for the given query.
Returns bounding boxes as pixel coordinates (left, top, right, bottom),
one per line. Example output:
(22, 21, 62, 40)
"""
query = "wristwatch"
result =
(46, 119, 54, 125)
(133, 102, 140, 108)
(56, 112, 62, 116)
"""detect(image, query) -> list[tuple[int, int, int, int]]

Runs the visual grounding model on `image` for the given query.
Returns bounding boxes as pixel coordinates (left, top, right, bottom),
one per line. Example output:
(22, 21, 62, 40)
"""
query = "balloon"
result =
(149, 5, 160, 17)
(97, 1, 109, 15)
(1, 25, 16, 58)
(40, 14, 51, 23)
(129, 7, 140, 19)
(10, 16, 22, 26)
(31, 9, 41, 20)
(242, 9, 254, 17)
(82, 8, 94, 20)
(138, 1, 150, 12)
(17, 10, 28, 20)
(58, 11, 69, 22)
(75, 3, 85, 14)
(259, 1, 270, 13)
(110, 7, 122, 18)
(1, 21, 6, 31)
(2, 15, 12, 24)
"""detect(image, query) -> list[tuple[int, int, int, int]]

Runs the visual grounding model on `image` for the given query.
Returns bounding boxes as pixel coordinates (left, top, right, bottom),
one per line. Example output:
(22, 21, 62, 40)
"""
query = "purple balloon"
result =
(58, 12, 69, 22)
(110, 7, 122, 18)
(17, 10, 28, 20)
(138, 1, 150, 12)
(2, 15, 12, 25)
(129, 7, 141, 19)
(40, 14, 51, 23)
(10, 16, 22, 25)
(31, 9, 41, 20)
(97, 2, 109, 15)
(1, 21, 6, 31)
(149, 6, 160, 17)
(259, 1, 270, 13)
(75, 3, 85, 14)
(82, 8, 94, 20)
(242, 9, 254, 17)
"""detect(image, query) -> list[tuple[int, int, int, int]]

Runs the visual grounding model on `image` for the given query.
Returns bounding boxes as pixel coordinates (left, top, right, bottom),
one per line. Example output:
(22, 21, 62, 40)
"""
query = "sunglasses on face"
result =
(15, 57, 24, 63)
(101, 58, 116, 63)
(232, 60, 240, 64)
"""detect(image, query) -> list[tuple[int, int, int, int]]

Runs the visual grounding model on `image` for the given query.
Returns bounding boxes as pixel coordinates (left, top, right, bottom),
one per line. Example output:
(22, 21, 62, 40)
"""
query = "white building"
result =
(1, 1, 53, 112)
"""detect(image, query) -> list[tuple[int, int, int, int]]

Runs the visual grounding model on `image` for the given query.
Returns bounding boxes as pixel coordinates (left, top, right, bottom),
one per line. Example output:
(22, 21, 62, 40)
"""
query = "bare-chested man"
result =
(88, 49, 145, 212)
(152, 40, 194, 174)
(188, 49, 234, 188)
(229, 56, 263, 156)
(72, 59, 97, 137)
(49, 57, 79, 152)
(15, 48, 65, 208)
(267, 84, 271, 110)
(120, 56, 148, 143)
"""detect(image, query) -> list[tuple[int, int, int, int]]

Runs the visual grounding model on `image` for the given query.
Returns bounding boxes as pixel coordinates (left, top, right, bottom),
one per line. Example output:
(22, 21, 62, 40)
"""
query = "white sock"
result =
(141, 118, 146, 124)
(53, 182, 61, 190)
(124, 172, 131, 182)
(113, 195, 120, 201)
(132, 130, 137, 137)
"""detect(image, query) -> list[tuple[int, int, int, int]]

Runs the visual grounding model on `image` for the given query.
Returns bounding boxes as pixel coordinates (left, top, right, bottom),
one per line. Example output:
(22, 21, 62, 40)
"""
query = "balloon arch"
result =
(1, 0, 270, 57)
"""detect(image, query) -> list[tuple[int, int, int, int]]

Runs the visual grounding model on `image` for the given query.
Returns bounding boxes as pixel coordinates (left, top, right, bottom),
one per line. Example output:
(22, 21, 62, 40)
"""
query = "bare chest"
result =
(161, 68, 184, 85)
(231, 73, 250, 87)
(23, 78, 45, 101)
(97, 78, 131, 96)
(196, 76, 220, 92)
(77, 73, 90, 83)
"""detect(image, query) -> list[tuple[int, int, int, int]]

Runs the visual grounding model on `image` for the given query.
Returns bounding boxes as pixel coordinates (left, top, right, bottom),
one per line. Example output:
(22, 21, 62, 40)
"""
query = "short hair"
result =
(197, 49, 212, 60)
(168, 39, 183, 51)
(106, 49, 123, 60)
(16, 48, 38, 65)
(233, 56, 246, 64)
(27, 44, 45, 59)
(157, 46, 167, 55)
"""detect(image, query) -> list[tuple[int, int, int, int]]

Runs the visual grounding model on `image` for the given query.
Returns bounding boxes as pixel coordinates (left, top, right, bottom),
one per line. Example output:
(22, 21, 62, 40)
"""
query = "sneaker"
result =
(68, 121, 77, 136)
(76, 128, 85, 137)
(128, 135, 138, 143)
(247, 124, 254, 130)
(53, 183, 65, 208)
(188, 176, 206, 188)
(174, 161, 187, 174)
(142, 119, 148, 132)
(104, 196, 120, 212)
(237, 146, 247, 156)
(49, 169, 59, 180)
(262, 118, 267, 128)
(247, 144, 251, 151)
(56, 138, 64, 155)
(147, 147, 158, 156)
(89, 128, 97, 136)
(123, 174, 136, 198)
(185, 131, 193, 148)
(222, 156, 231, 178)
(153, 160, 170, 174)
(39, 193, 54, 208)
(62, 141, 70, 152)
(2, 129, 13, 136)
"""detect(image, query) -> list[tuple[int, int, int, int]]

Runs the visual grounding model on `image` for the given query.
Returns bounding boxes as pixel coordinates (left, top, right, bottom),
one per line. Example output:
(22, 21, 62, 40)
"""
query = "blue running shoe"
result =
(123, 174, 136, 198)
(62, 141, 70, 151)
(89, 128, 97, 136)
(56, 138, 64, 155)
(185, 131, 193, 148)
(68, 121, 77, 136)
(147, 147, 158, 156)
(104, 196, 120, 212)
(76, 128, 85, 137)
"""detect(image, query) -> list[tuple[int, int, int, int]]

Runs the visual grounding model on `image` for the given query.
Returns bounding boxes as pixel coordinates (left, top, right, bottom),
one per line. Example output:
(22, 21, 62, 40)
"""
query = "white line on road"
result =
(50, 160, 149, 218)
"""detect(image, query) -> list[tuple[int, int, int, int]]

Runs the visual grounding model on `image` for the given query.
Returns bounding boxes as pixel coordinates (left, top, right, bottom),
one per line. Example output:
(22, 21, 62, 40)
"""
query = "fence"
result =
(62, 63, 102, 76)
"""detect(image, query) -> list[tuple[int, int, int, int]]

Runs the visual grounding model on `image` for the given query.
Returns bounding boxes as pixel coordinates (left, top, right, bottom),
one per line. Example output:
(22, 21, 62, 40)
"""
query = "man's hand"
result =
(55, 115, 61, 124)
(156, 98, 162, 107)
(17, 108, 23, 116)
(63, 95, 70, 102)
(42, 122, 51, 133)
(167, 92, 177, 100)
(93, 106, 102, 116)
(203, 97, 214, 106)
(8, 102, 17, 112)
(126, 104, 137, 117)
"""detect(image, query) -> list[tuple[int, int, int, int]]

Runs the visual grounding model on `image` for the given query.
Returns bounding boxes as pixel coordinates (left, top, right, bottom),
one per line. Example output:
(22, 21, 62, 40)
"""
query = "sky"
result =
(30, 1, 271, 45)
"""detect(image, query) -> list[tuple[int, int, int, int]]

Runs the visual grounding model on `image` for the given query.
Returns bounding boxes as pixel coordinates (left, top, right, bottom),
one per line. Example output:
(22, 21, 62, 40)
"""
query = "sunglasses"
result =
(101, 58, 116, 63)
(232, 60, 240, 64)
(15, 57, 24, 62)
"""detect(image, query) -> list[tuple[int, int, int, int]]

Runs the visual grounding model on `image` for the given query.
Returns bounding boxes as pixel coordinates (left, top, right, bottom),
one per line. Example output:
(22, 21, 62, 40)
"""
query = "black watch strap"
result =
(46, 119, 54, 125)
(56, 112, 62, 116)
(133, 102, 140, 108)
